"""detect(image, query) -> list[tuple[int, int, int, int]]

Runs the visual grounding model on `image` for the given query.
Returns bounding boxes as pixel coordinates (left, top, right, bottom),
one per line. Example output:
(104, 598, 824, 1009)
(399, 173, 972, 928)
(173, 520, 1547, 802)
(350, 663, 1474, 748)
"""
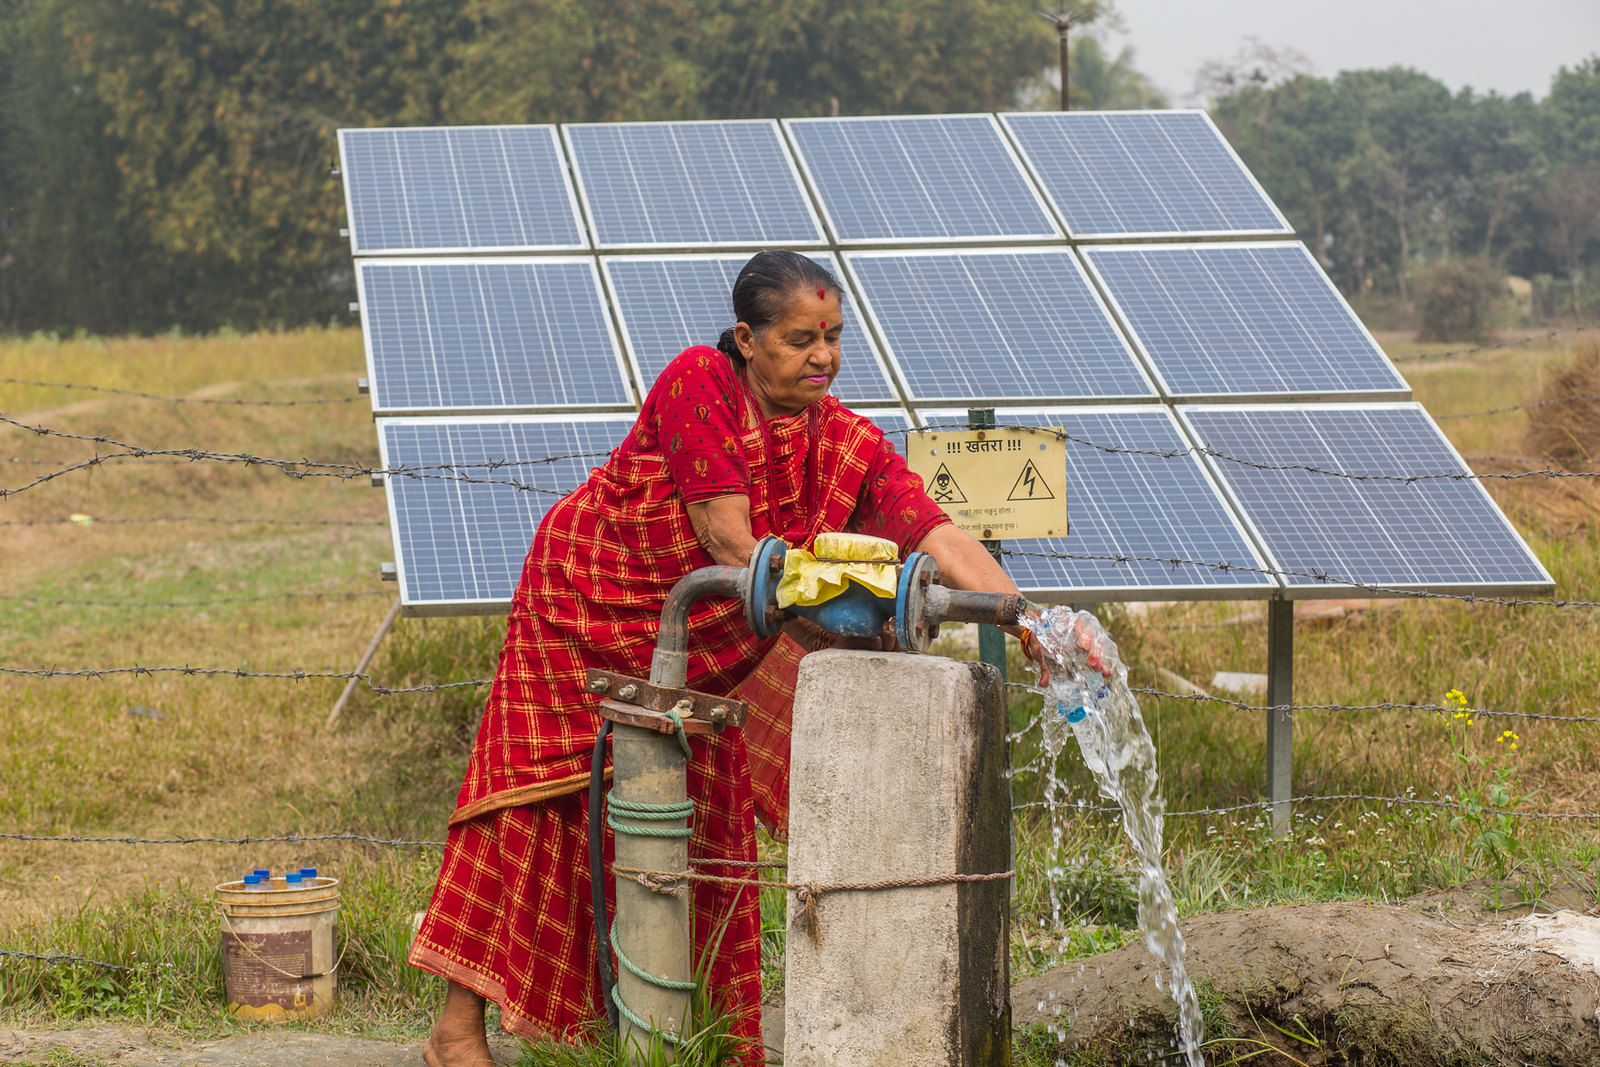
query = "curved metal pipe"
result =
(649, 565, 746, 688)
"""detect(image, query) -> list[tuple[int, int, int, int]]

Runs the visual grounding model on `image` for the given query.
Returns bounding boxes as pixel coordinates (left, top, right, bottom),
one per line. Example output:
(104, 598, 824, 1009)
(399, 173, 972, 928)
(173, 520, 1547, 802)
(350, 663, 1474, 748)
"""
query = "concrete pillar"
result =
(784, 650, 1011, 1067)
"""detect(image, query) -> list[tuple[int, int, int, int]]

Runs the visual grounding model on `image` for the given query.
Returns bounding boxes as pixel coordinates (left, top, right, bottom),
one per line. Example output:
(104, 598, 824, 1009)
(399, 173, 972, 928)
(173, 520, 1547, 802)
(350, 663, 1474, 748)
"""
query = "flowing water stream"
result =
(1021, 606, 1204, 1066)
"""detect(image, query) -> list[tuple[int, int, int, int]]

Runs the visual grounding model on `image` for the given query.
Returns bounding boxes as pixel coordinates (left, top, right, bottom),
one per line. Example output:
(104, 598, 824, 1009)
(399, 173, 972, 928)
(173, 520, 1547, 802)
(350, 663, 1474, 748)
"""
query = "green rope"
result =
(602, 707, 694, 1043)
(611, 985, 683, 1045)
(662, 706, 694, 761)
(611, 918, 696, 991)
(607, 794, 694, 838)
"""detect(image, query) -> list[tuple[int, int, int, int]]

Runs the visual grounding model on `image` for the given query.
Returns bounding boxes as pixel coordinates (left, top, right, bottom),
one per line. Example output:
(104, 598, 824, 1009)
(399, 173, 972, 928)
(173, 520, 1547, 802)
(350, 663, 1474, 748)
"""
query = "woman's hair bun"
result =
(716, 326, 741, 361)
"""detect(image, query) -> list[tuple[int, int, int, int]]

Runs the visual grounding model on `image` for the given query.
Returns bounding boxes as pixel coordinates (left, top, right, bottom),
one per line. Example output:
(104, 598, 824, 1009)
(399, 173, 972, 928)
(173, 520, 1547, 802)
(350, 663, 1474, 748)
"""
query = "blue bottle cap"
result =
(300, 867, 318, 879)
(253, 868, 270, 878)
(285, 872, 302, 885)
(243, 874, 261, 886)
(1065, 705, 1087, 723)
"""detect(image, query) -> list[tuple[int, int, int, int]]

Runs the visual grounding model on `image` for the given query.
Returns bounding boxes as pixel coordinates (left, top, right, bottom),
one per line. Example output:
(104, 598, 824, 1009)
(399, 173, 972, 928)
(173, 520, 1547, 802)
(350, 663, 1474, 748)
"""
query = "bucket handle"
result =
(218, 909, 348, 981)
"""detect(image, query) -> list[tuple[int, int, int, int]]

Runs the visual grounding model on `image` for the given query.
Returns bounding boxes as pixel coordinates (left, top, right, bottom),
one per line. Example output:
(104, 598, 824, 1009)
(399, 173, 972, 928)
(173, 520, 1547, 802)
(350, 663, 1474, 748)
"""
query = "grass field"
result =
(1, 327, 1596, 1063)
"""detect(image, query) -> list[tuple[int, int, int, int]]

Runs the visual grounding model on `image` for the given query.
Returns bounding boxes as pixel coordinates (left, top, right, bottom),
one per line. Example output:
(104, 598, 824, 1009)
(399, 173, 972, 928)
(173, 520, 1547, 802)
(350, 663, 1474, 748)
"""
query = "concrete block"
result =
(783, 650, 1010, 1067)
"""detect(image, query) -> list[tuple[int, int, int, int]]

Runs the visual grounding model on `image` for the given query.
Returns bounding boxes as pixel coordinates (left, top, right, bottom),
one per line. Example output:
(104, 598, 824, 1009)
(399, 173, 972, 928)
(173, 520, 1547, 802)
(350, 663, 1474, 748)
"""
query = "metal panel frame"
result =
(562, 119, 828, 251)
(1175, 401, 1556, 599)
(912, 405, 1280, 601)
(597, 251, 904, 408)
(355, 256, 636, 417)
(844, 246, 1159, 406)
(997, 109, 1294, 242)
(377, 413, 637, 617)
(338, 125, 589, 256)
(781, 113, 1064, 247)
(1079, 241, 1412, 402)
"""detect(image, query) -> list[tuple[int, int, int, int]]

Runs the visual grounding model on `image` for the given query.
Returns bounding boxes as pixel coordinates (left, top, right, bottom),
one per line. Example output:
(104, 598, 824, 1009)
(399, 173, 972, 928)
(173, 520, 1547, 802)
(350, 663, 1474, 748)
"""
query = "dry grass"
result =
(1525, 336, 1600, 470)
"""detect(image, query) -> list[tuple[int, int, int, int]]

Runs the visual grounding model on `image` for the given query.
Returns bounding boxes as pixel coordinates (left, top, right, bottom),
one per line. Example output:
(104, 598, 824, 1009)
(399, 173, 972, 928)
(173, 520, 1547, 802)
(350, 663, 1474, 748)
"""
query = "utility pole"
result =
(1037, 2, 1102, 112)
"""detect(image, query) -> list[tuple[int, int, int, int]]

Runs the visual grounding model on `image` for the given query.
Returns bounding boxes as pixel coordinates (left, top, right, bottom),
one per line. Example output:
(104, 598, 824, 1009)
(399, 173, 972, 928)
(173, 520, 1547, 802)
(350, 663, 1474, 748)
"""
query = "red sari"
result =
(408, 346, 947, 1053)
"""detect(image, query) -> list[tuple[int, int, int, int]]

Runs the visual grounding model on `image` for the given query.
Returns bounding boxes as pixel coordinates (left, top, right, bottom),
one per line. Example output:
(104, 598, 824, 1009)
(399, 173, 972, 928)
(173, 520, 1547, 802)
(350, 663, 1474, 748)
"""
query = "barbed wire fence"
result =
(4, 331, 1599, 972)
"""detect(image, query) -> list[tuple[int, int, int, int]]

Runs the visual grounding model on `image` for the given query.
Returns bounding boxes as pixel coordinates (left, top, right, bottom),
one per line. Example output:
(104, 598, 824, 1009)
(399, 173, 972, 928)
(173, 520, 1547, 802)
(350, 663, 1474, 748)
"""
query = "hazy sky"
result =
(1104, 0, 1600, 103)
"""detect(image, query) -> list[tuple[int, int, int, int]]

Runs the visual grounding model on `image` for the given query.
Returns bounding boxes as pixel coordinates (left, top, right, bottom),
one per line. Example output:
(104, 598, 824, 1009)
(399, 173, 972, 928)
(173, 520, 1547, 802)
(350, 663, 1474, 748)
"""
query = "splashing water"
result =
(1022, 606, 1204, 1067)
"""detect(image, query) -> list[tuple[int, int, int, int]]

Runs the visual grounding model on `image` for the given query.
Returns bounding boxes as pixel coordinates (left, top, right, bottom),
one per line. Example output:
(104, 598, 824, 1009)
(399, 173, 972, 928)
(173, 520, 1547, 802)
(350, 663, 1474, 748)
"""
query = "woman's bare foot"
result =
(422, 981, 496, 1067)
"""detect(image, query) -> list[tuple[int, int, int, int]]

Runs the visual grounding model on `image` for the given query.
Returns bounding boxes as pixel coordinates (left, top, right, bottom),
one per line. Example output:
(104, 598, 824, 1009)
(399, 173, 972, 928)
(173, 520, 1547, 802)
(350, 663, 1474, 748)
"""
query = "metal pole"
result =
(1265, 599, 1294, 837)
(611, 724, 693, 1051)
(966, 408, 1015, 897)
(1060, 22, 1070, 111)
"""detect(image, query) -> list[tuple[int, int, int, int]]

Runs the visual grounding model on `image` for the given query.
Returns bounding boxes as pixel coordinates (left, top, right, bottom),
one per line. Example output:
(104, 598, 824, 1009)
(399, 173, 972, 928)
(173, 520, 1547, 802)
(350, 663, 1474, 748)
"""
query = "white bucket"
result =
(215, 876, 340, 1021)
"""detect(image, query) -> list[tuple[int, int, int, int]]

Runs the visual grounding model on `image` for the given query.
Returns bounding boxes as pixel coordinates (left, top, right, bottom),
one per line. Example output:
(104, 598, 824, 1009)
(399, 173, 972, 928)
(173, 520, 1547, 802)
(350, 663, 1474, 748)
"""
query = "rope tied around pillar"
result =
(608, 917, 695, 1044)
(612, 864, 1015, 945)
(605, 795, 694, 839)
(602, 777, 695, 1042)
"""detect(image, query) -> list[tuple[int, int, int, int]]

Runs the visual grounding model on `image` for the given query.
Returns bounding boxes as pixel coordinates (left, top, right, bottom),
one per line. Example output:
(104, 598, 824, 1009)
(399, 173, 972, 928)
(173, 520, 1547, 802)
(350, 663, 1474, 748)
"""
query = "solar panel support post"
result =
(1265, 599, 1294, 837)
(326, 596, 402, 729)
(969, 408, 1016, 897)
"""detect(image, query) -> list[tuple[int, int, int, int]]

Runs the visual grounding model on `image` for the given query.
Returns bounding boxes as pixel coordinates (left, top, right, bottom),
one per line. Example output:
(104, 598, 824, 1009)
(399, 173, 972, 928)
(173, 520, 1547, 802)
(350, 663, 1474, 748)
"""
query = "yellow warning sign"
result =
(906, 426, 1068, 540)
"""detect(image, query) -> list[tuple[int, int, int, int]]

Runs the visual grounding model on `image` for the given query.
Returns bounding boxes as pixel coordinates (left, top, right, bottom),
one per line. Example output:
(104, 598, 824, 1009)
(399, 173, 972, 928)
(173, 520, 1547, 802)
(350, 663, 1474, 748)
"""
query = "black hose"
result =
(588, 718, 618, 1031)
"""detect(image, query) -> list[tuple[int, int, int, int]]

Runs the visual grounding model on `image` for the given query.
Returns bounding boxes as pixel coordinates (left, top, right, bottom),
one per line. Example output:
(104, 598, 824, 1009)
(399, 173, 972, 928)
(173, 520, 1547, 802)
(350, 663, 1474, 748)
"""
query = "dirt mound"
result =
(1013, 901, 1600, 1066)
(1526, 337, 1600, 470)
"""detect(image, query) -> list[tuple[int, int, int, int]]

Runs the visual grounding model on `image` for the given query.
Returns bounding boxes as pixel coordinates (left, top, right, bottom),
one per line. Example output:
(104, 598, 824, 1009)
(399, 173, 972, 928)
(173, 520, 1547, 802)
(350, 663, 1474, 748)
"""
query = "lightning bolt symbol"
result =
(1021, 463, 1038, 497)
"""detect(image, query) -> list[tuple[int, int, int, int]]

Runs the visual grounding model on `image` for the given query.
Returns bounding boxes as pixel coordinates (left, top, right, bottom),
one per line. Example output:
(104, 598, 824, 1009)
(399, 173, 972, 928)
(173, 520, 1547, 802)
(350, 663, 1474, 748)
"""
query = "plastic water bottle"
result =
(243, 874, 264, 890)
(286, 871, 302, 887)
(299, 867, 318, 882)
(1054, 677, 1111, 782)
(253, 868, 270, 881)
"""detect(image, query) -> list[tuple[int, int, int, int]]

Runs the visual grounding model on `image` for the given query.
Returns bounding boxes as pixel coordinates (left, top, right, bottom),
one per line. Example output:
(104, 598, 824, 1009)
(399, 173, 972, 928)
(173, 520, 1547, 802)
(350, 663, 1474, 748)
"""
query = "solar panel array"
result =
(847, 249, 1151, 404)
(378, 416, 635, 612)
(339, 127, 587, 255)
(1082, 243, 1407, 400)
(785, 115, 1059, 243)
(1000, 111, 1290, 239)
(1178, 405, 1552, 596)
(565, 121, 825, 249)
(358, 259, 631, 414)
(340, 109, 1551, 613)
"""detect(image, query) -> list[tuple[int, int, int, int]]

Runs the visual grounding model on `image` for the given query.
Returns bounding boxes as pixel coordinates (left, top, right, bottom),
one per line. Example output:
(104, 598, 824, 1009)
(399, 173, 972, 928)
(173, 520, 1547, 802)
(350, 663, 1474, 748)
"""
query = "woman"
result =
(411, 251, 1042, 1066)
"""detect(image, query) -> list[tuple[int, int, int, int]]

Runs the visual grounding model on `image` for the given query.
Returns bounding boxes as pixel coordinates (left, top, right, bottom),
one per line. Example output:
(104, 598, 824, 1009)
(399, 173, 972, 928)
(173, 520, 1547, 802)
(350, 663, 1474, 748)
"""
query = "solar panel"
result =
(1082, 242, 1409, 400)
(785, 115, 1060, 244)
(910, 407, 1276, 599)
(378, 416, 634, 613)
(357, 258, 633, 415)
(564, 121, 825, 249)
(600, 253, 900, 406)
(338, 126, 587, 255)
(1178, 403, 1553, 596)
(845, 249, 1154, 404)
(1000, 110, 1291, 239)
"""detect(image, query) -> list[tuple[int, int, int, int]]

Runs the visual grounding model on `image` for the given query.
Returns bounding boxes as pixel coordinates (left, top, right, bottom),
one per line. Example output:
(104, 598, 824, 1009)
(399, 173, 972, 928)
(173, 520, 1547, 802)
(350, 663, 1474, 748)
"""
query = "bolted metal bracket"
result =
(586, 669, 747, 733)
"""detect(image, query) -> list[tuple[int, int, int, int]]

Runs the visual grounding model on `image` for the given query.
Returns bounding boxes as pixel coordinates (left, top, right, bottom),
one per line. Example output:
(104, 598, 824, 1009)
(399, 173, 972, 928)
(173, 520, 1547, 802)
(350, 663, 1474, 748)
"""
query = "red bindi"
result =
(816, 288, 825, 300)
(820, 321, 828, 330)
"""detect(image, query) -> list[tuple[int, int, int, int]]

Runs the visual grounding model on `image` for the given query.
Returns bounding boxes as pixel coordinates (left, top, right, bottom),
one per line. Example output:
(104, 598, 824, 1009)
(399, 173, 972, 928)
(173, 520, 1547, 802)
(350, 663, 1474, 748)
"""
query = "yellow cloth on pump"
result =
(776, 532, 900, 609)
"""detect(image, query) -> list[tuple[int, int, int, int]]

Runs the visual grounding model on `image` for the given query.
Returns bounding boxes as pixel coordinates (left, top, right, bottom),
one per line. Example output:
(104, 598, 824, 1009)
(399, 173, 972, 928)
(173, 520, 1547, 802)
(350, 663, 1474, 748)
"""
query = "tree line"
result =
(0, 1, 1593, 336)
(1212, 59, 1600, 326)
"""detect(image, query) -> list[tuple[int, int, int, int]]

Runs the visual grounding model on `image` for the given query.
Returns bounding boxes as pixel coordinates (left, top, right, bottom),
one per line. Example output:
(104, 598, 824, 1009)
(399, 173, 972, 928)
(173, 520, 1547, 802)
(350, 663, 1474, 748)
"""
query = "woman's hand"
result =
(918, 526, 1114, 680)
